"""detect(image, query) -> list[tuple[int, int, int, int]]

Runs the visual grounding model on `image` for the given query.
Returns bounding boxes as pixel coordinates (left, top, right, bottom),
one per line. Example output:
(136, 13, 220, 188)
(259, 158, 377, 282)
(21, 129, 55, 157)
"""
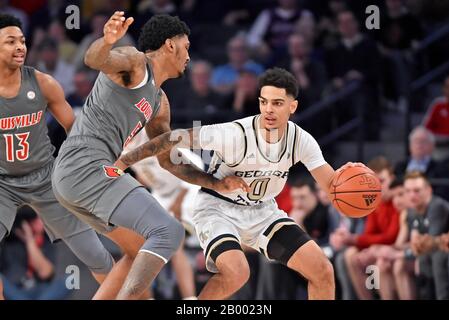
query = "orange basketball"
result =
(331, 166, 382, 218)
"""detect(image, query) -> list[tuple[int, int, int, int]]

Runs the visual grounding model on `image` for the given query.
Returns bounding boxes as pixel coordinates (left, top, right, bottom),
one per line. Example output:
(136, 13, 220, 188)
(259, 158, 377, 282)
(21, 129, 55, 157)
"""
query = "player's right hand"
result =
(104, 11, 134, 45)
(214, 176, 250, 193)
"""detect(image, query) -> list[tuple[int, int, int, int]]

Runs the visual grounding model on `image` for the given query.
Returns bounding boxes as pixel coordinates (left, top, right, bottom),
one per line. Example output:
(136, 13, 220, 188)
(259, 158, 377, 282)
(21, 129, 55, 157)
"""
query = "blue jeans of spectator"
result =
(2, 275, 71, 300)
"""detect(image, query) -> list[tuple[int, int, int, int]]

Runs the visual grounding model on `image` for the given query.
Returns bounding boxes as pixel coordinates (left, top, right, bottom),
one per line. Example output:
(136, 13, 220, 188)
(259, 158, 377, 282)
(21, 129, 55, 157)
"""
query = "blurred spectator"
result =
(0, 207, 70, 300)
(289, 179, 332, 247)
(0, 0, 28, 35)
(48, 20, 78, 64)
(339, 156, 400, 300)
(315, 182, 341, 242)
(225, 69, 260, 118)
(373, 178, 417, 300)
(66, 69, 95, 110)
(423, 76, 449, 160)
(72, 12, 135, 70)
(275, 183, 292, 214)
(394, 126, 446, 183)
(211, 34, 264, 95)
(293, 12, 318, 51)
(81, 0, 131, 20)
(27, 0, 67, 34)
(279, 33, 327, 109)
(315, 0, 349, 49)
(405, 172, 449, 299)
(131, 0, 180, 40)
(378, 0, 423, 51)
(35, 37, 76, 95)
(172, 60, 225, 124)
(326, 10, 380, 88)
(325, 10, 381, 139)
(377, 0, 423, 102)
(180, 0, 254, 26)
(247, 0, 313, 62)
(46, 69, 94, 156)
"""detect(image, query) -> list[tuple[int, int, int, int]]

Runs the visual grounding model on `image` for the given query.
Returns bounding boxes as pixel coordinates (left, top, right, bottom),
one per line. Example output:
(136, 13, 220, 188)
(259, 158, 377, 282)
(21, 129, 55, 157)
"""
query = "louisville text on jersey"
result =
(0, 111, 43, 131)
(134, 97, 153, 121)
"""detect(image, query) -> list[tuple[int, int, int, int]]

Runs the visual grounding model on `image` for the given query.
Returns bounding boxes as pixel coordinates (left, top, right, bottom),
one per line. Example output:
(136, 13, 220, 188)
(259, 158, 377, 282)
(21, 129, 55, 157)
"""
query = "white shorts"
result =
(192, 191, 297, 273)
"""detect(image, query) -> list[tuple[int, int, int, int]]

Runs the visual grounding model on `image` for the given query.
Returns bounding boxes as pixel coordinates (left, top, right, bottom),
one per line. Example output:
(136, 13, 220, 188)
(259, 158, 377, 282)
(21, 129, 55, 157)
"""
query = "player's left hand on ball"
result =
(336, 162, 374, 174)
(215, 176, 250, 193)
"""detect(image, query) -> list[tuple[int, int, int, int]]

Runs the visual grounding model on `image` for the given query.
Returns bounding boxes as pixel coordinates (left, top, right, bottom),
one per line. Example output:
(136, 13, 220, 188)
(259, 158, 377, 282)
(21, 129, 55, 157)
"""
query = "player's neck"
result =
(146, 53, 170, 88)
(0, 65, 21, 86)
(258, 117, 287, 144)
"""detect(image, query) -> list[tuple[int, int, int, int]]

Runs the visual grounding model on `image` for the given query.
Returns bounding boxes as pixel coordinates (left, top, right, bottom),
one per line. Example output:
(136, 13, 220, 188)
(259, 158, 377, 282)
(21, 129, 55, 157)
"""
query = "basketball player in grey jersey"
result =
(0, 14, 115, 299)
(52, 12, 248, 300)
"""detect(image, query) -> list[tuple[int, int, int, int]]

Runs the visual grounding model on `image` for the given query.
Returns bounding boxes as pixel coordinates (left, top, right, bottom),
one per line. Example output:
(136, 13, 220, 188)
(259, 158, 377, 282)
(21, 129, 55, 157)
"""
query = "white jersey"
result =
(199, 115, 326, 206)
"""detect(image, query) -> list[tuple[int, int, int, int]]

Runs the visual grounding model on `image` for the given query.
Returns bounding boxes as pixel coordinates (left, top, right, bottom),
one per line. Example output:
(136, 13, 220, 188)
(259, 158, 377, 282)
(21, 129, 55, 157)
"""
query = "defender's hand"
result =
(104, 11, 134, 45)
(214, 176, 250, 193)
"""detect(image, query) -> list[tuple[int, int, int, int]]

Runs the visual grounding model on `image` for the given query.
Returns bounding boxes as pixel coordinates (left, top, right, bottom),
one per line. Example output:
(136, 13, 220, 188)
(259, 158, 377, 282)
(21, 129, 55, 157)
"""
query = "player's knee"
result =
(142, 216, 184, 261)
(166, 217, 185, 252)
(311, 258, 334, 287)
(220, 257, 250, 291)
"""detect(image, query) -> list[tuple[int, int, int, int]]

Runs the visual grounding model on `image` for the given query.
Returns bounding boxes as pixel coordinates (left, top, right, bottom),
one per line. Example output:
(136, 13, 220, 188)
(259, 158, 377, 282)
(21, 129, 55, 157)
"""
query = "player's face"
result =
(259, 86, 298, 132)
(404, 178, 431, 210)
(172, 34, 190, 78)
(0, 26, 26, 68)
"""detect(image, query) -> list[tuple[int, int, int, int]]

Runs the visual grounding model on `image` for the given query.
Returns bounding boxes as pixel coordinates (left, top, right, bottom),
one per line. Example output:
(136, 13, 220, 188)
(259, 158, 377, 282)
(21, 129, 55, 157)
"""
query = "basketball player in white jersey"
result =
(115, 67, 370, 299)
(124, 130, 200, 299)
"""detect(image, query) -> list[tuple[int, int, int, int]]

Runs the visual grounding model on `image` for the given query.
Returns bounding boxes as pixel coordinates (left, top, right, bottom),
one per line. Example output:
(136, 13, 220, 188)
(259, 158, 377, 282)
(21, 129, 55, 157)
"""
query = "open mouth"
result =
(13, 54, 25, 62)
(265, 117, 276, 124)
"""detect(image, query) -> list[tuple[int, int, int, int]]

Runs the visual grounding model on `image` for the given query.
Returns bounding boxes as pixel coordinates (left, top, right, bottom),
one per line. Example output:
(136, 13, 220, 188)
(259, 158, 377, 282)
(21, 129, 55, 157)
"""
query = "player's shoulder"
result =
(33, 68, 61, 93)
(112, 46, 146, 65)
(233, 115, 257, 129)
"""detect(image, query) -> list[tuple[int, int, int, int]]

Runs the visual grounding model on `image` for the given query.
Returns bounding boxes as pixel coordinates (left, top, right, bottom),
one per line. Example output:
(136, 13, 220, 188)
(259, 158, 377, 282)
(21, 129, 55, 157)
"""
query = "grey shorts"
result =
(52, 136, 142, 234)
(0, 160, 91, 242)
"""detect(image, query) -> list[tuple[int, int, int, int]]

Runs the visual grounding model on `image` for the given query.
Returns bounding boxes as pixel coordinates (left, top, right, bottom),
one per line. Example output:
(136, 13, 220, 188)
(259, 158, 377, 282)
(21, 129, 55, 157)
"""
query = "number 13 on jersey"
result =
(4, 132, 30, 162)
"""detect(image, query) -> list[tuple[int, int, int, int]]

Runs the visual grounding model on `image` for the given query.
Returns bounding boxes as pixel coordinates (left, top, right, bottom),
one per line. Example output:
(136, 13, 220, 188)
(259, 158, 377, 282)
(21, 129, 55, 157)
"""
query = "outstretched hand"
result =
(104, 11, 134, 45)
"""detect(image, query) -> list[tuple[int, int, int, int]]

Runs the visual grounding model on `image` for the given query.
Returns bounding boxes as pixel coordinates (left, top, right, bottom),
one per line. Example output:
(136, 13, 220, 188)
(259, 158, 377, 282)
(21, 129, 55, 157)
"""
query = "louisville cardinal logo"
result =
(103, 165, 124, 178)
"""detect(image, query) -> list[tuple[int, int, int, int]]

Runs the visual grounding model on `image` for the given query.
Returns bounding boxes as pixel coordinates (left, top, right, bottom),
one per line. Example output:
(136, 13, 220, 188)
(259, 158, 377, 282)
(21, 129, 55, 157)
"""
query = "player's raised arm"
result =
(84, 11, 142, 74)
(35, 71, 75, 133)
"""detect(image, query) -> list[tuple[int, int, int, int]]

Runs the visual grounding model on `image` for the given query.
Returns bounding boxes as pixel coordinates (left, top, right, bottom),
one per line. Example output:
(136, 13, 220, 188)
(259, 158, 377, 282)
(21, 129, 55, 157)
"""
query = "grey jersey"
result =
(69, 63, 162, 159)
(0, 66, 54, 176)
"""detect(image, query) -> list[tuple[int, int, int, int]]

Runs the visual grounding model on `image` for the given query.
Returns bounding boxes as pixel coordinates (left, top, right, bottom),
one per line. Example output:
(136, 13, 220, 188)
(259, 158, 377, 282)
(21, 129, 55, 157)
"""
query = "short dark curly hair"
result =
(138, 14, 190, 52)
(258, 67, 299, 99)
(0, 13, 22, 31)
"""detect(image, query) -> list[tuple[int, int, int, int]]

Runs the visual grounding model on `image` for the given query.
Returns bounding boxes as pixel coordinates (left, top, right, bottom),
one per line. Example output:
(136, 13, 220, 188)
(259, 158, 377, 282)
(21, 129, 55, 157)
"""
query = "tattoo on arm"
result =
(158, 150, 220, 190)
(120, 131, 180, 167)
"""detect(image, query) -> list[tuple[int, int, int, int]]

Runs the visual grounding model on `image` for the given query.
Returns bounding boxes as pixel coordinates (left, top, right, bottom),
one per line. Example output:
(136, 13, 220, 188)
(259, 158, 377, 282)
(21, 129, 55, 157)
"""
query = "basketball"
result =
(331, 166, 382, 218)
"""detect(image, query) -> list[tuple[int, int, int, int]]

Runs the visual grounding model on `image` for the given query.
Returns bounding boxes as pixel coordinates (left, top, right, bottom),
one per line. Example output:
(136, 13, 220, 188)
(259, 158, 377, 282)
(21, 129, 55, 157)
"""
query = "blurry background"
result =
(1, 0, 449, 300)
